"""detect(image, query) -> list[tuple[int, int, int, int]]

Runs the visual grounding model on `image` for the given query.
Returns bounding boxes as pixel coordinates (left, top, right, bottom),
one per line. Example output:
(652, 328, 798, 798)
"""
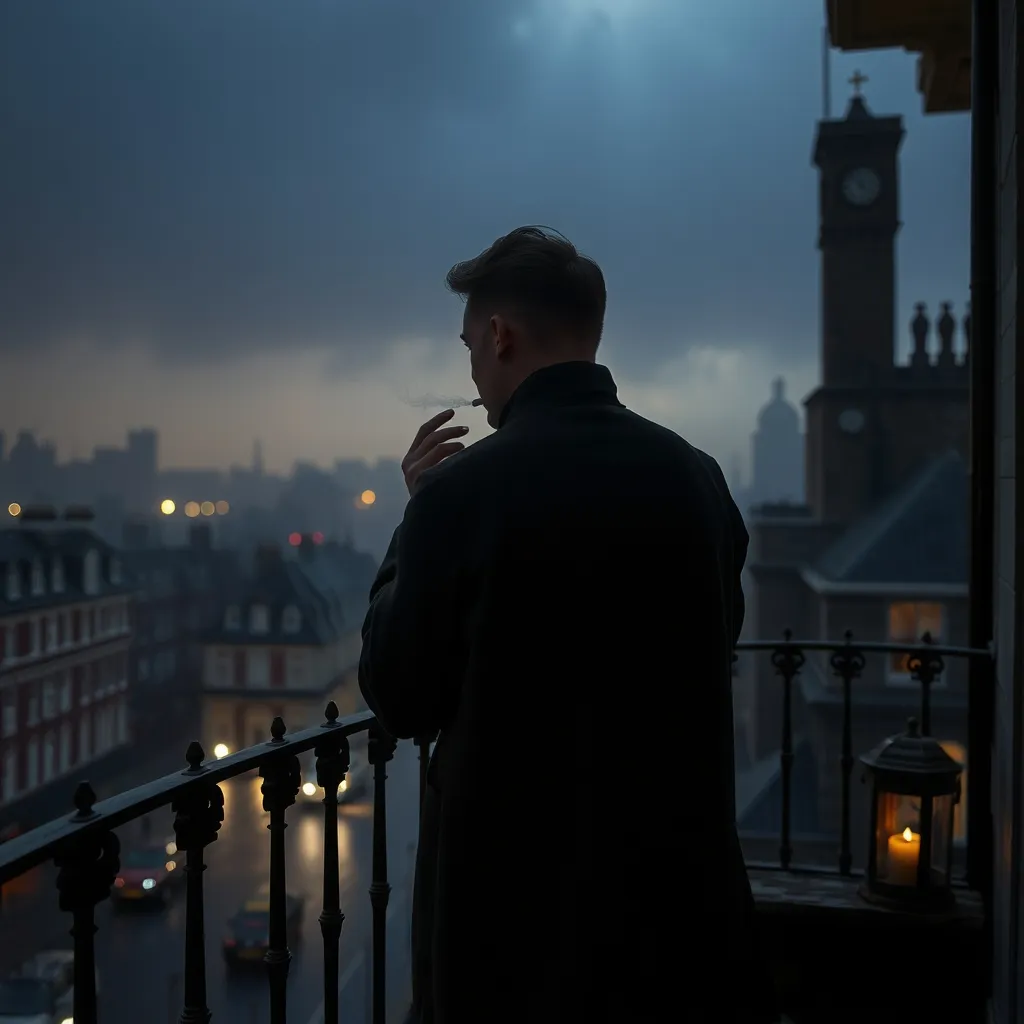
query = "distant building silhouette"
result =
(751, 377, 803, 506)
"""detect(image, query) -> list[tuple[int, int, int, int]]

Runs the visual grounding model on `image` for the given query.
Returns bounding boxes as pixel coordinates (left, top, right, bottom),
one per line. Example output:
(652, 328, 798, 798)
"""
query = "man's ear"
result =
(491, 314, 514, 358)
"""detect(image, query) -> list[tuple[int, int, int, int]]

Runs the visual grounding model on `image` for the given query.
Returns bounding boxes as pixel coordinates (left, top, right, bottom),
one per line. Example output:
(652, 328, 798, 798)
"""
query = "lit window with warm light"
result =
(200, 501, 215, 517)
(215, 500, 230, 515)
(159, 499, 176, 515)
(7, 502, 21, 517)
(184, 501, 201, 518)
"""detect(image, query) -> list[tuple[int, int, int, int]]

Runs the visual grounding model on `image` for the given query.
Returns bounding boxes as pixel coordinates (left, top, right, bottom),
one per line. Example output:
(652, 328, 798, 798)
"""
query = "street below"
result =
(0, 740, 423, 1024)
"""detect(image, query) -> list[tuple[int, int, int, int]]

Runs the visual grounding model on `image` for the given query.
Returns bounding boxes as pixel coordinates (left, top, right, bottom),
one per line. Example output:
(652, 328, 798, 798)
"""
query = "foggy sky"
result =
(0, 0, 971, 475)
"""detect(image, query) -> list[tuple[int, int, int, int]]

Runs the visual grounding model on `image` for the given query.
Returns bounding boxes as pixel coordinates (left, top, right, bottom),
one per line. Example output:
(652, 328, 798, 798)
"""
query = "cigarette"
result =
(471, 398, 484, 407)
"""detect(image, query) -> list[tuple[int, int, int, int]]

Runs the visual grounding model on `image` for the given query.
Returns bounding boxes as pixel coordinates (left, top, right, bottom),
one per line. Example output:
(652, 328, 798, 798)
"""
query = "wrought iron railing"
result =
(735, 632, 992, 878)
(0, 635, 995, 1024)
(0, 702, 431, 1024)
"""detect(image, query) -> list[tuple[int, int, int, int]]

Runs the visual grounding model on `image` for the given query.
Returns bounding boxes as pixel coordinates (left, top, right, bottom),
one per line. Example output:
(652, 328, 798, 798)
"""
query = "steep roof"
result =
(812, 450, 967, 586)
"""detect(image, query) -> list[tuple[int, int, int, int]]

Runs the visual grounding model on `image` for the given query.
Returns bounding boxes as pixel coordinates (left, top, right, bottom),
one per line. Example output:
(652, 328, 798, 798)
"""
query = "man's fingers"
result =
(409, 441, 465, 480)
(409, 425, 468, 463)
(408, 409, 455, 454)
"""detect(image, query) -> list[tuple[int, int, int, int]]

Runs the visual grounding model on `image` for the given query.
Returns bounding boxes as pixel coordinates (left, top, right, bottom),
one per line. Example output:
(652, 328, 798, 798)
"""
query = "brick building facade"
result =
(0, 508, 134, 830)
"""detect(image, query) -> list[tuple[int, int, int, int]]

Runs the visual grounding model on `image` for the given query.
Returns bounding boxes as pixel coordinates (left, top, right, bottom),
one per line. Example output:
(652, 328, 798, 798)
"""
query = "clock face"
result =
(841, 167, 881, 207)
(838, 408, 866, 434)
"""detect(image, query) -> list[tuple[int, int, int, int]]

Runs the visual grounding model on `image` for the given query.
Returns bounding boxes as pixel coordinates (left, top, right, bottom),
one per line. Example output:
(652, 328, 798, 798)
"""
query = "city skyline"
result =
(0, 2, 969, 475)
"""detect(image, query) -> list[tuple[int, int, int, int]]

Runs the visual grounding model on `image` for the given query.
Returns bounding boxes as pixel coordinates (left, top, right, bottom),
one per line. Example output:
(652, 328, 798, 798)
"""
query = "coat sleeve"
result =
(358, 474, 466, 740)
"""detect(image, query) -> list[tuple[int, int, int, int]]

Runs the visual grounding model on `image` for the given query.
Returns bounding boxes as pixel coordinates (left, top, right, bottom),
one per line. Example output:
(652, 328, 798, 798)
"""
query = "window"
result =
(59, 673, 72, 713)
(270, 650, 286, 688)
(78, 715, 91, 762)
(224, 606, 241, 630)
(1, 692, 14, 738)
(42, 732, 55, 782)
(30, 618, 40, 656)
(5, 564, 20, 602)
(30, 560, 45, 596)
(45, 617, 57, 652)
(83, 549, 100, 595)
(249, 605, 269, 634)
(41, 679, 56, 720)
(26, 738, 39, 790)
(116, 700, 128, 744)
(81, 610, 91, 643)
(26, 684, 39, 726)
(109, 557, 122, 585)
(59, 723, 71, 772)
(52, 557, 65, 593)
(233, 650, 247, 687)
(138, 657, 150, 682)
(2, 749, 16, 802)
(887, 602, 945, 683)
(282, 605, 302, 634)
(248, 650, 269, 688)
(288, 651, 306, 687)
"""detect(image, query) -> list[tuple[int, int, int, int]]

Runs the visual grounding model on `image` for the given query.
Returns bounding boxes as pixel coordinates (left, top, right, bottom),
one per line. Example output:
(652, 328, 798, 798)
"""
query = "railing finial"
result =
(270, 717, 287, 743)
(324, 700, 340, 725)
(72, 781, 97, 821)
(185, 741, 206, 774)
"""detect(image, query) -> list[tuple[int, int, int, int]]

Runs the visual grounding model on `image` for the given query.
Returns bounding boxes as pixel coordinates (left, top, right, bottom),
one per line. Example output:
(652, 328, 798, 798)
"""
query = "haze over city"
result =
(0, 0, 969, 475)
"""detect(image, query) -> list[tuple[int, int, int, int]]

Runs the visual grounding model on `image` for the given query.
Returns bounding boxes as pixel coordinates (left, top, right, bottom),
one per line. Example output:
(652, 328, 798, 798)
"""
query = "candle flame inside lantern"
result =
(902, 827, 914, 842)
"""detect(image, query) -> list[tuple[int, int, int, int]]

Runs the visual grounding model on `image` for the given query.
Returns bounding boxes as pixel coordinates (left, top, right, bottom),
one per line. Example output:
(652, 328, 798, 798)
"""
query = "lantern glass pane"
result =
(875, 790, 922, 886)
(929, 792, 954, 879)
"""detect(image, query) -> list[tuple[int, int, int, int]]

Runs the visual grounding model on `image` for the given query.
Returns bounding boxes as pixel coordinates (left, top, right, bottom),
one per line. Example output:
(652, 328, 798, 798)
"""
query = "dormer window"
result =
(31, 560, 45, 597)
(282, 605, 302, 634)
(5, 564, 21, 602)
(51, 557, 65, 593)
(224, 605, 241, 630)
(249, 604, 269, 634)
(109, 557, 122, 585)
(83, 550, 100, 595)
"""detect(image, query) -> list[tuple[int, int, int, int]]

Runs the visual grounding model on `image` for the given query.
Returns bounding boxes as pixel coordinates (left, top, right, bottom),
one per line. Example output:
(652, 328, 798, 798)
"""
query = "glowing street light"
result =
(215, 500, 230, 515)
(159, 499, 176, 515)
(200, 501, 215, 517)
(288, 532, 302, 547)
(7, 502, 21, 517)
(213, 743, 230, 759)
(184, 501, 201, 518)
(359, 489, 376, 507)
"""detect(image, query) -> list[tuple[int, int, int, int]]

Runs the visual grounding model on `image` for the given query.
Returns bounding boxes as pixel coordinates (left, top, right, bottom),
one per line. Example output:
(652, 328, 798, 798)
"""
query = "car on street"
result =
(0, 949, 97, 1024)
(112, 837, 181, 906)
(222, 886, 305, 968)
(295, 738, 371, 808)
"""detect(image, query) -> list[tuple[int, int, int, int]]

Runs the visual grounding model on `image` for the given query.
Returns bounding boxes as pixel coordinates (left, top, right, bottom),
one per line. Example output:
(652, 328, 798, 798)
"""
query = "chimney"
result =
(17, 505, 59, 525)
(254, 543, 282, 577)
(189, 524, 212, 551)
(63, 505, 96, 523)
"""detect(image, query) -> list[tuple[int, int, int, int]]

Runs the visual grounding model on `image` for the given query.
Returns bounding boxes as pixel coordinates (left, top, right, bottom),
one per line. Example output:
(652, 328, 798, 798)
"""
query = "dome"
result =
(756, 377, 800, 432)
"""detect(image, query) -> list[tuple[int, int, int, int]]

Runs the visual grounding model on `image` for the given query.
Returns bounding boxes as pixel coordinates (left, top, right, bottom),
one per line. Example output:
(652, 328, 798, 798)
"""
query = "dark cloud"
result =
(0, 1, 970, 378)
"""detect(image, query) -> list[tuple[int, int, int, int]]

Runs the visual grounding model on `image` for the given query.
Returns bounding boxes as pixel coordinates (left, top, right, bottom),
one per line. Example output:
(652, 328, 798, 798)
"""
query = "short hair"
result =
(446, 226, 606, 345)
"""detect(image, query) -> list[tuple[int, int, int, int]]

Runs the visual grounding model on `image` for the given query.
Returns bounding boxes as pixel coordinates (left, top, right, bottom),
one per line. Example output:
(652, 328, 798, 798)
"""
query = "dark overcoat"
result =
(360, 361, 778, 1024)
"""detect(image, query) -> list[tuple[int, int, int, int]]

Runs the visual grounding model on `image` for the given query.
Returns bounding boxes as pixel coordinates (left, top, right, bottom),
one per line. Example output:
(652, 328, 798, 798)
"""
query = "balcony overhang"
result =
(826, 0, 971, 114)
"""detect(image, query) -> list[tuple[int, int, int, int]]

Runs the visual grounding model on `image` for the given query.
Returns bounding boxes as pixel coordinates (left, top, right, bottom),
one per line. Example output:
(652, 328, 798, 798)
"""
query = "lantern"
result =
(859, 717, 963, 912)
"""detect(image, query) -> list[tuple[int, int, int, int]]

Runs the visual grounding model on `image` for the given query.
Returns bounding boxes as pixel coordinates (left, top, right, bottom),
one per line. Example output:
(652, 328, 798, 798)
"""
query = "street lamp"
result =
(159, 499, 176, 515)
(860, 717, 963, 913)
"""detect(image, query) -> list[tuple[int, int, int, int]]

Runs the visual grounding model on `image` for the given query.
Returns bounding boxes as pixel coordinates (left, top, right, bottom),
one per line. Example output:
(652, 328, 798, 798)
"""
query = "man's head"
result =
(446, 226, 607, 427)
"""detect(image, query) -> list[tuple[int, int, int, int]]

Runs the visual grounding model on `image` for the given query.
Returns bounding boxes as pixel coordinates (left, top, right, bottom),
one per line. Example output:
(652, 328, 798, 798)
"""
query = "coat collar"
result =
(497, 361, 623, 428)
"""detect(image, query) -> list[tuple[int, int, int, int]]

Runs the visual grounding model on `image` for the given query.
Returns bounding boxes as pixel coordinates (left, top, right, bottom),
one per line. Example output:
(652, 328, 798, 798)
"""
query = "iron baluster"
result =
(54, 782, 120, 1024)
(315, 702, 350, 1024)
(260, 717, 302, 1024)
(771, 630, 805, 870)
(368, 726, 397, 1024)
(908, 631, 945, 737)
(829, 631, 865, 875)
(172, 742, 225, 1024)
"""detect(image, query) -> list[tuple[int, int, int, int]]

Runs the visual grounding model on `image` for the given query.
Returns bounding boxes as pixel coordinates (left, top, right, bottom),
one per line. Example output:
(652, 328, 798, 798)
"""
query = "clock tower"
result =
(813, 73, 904, 386)
(804, 75, 907, 523)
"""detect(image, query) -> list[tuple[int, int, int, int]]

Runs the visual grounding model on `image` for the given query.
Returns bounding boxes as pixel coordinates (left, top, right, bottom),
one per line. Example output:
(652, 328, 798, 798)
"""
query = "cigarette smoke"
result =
(404, 394, 477, 409)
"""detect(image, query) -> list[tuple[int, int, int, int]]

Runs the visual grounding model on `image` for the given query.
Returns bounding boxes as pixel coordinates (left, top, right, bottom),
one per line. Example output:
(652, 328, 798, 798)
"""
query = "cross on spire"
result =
(849, 69, 868, 97)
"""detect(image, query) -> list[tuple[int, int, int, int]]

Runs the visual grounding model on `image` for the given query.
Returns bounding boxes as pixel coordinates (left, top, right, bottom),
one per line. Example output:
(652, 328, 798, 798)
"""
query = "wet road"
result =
(0, 742, 422, 1024)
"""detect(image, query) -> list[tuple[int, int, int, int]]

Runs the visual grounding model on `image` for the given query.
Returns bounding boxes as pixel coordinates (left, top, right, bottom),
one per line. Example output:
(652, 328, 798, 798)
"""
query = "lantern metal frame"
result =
(859, 716, 963, 913)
